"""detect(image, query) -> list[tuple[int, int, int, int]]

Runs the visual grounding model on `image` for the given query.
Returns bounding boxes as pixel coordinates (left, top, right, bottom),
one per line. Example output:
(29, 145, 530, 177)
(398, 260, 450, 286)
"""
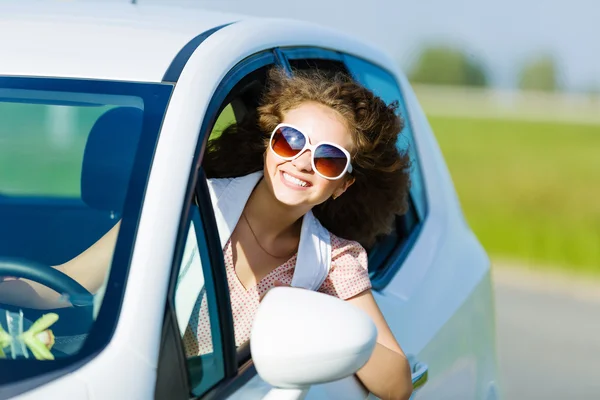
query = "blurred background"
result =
(3, 0, 598, 398)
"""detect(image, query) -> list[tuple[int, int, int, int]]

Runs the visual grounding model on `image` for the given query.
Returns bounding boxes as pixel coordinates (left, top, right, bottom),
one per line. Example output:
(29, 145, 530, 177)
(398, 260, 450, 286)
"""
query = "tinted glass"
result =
(0, 77, 171, 385)
(344, 56, 428, 219)
(175, 205, 226, 396)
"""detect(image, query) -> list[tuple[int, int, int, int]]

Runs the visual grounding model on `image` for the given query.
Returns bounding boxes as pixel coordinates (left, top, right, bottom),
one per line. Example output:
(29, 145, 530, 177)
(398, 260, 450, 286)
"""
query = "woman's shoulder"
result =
(328, 232, 369, 274)
(329, 232, 367, 258)
(319, 232, 371, 299)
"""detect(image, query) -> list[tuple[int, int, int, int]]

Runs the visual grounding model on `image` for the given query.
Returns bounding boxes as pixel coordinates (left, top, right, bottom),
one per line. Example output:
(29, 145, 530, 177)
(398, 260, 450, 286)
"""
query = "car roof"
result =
(0, 2, 400, 84)
(0, 2, 246, 82)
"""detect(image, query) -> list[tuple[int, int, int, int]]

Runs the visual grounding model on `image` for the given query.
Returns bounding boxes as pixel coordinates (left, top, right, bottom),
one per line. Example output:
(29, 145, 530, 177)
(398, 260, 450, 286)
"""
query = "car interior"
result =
(0, 104, 144, 356)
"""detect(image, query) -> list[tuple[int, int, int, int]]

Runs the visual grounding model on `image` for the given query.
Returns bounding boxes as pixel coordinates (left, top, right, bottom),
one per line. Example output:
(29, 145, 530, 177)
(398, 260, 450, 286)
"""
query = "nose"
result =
(291, 149, 313, 173)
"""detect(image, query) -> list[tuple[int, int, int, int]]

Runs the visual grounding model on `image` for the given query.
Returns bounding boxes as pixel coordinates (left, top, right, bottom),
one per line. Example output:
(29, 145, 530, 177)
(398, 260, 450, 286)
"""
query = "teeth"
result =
(283, 172, 308, 187)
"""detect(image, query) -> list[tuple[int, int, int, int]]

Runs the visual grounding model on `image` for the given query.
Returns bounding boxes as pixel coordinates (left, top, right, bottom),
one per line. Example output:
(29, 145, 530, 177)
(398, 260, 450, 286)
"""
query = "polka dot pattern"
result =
(182, 232, 371, 356)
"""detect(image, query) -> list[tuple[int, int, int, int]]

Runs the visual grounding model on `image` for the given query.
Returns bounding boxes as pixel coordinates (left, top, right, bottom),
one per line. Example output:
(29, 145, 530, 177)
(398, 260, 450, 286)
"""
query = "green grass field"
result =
(429, 115, 600, 275)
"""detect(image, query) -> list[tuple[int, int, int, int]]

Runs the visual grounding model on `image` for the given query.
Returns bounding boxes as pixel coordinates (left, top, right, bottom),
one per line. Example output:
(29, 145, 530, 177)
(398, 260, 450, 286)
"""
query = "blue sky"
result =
(106, 0, 598, 91)
(169, 0, 598, 92)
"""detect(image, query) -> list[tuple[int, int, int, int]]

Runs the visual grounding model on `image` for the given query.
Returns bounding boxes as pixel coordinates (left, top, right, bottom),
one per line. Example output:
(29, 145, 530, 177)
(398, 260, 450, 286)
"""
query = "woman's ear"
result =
(332, 175, 355, 199)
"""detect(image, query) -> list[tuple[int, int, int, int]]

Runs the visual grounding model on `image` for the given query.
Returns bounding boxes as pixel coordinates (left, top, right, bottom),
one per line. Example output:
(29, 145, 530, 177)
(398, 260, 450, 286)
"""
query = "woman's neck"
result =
(243, 178, 306, 243)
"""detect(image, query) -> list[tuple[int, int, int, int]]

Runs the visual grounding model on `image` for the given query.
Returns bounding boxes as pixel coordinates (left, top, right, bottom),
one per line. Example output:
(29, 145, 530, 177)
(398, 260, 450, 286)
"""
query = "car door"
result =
(340, 54, 498, 400)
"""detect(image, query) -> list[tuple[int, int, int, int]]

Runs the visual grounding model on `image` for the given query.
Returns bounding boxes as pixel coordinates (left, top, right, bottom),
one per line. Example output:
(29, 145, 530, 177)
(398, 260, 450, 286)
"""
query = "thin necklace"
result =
(241, 212, 297, 259)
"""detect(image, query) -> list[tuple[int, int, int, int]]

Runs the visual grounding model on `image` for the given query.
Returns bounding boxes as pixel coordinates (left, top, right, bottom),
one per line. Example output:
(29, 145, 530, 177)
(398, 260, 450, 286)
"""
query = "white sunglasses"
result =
(268, 123, 353, 180)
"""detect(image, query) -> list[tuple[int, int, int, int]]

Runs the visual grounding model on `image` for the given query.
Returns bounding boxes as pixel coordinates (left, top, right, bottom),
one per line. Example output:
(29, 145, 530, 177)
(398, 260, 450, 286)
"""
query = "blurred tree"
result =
(408, 45, 489, 87)
(518, 55, 559, 91)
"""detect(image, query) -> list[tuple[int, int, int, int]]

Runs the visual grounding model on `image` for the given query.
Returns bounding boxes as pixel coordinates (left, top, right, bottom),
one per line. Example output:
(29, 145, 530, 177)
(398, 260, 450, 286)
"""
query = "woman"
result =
(1, 68, 413, 399)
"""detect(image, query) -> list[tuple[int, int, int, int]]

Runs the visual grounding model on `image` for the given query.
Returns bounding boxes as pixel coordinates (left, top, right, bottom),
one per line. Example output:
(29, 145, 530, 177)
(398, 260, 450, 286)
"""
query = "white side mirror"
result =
(250, 287, 377, 398)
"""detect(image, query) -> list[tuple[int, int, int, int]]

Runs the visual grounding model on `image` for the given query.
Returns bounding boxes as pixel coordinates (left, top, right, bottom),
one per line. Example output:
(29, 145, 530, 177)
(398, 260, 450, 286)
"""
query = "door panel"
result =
(411, 272, 497, 400)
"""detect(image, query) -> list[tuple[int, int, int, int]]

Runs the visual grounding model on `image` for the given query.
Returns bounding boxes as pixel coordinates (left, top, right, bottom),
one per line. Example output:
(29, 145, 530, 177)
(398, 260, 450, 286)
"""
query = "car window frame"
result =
(159, 49, 285, 399)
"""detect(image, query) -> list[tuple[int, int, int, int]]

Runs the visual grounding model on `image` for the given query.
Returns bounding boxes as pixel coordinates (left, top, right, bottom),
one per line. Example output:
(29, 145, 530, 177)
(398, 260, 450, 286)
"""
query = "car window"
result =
(209, 103, 236, 141)
(0, 78, 172, 386)
(344, 56, 427, 220)
(172, 204, 226, 396)
(341, 55, 427, 284)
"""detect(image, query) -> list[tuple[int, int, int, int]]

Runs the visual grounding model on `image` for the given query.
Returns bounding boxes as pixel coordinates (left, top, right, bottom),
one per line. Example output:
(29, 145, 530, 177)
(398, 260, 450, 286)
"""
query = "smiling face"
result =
(263, 102, 356, 210)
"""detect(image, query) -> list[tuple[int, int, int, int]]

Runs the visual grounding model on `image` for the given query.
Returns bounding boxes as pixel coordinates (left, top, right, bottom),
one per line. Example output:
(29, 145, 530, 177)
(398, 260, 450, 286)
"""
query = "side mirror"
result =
(250, 287, 377, 398)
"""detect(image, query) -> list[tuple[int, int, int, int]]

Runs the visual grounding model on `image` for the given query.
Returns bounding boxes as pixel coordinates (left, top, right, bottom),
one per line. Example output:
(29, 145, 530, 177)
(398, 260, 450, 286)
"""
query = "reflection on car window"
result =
(174, 205, 225, 396)
(0, 102, 114, 197)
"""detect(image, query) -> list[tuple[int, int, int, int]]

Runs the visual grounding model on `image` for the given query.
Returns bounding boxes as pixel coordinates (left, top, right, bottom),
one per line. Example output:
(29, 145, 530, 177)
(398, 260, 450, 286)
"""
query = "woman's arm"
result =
(347, 290, 413, 400)
(0, 221, 121, 309)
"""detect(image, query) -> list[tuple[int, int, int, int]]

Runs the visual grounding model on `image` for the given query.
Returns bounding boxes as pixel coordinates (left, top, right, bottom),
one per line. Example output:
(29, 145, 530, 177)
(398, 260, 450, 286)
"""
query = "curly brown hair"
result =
(203, 67, 411, 247)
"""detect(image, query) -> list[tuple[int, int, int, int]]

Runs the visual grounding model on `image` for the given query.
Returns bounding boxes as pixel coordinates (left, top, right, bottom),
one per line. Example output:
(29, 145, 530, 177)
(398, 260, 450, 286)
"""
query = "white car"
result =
(0, 2, 500, 399)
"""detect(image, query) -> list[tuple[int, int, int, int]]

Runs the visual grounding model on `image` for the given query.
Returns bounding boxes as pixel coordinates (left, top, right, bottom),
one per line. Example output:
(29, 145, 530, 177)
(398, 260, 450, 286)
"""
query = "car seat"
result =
(80, 106, 144, 218)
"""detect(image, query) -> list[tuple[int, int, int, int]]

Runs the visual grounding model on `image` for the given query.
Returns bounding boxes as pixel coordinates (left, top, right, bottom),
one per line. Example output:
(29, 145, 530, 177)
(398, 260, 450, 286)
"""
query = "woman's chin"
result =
(273, 188, 308, 207)
(273, 186, 331, 210)
(266, 171, 329, 208)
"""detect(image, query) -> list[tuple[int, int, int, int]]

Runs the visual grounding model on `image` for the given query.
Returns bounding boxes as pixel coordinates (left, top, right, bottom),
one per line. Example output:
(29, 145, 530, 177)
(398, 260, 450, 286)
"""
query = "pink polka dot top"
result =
(183, 232, 371, 356)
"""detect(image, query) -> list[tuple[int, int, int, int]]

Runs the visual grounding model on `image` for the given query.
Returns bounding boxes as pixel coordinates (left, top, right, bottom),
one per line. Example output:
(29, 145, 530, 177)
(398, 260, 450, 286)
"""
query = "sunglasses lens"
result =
(314, 144, 349, 178)
(271, 126, 306, 158)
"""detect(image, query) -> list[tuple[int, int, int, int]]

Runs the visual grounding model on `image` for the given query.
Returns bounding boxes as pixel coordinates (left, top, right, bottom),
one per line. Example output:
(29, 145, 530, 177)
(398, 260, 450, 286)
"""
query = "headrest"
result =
(81, 107, 144, 213)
